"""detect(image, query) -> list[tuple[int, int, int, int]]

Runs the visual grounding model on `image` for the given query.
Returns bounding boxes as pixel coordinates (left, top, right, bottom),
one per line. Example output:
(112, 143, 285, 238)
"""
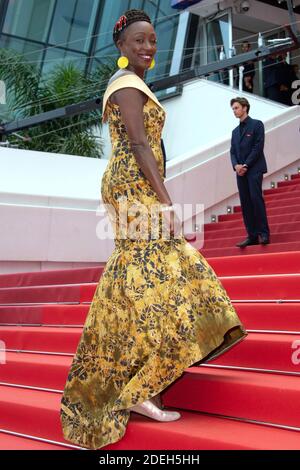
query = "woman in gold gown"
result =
(60, 9, 248, 450)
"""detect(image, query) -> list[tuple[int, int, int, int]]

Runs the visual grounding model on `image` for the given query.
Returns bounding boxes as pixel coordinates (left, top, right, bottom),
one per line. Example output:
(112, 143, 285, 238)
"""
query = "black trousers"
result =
(236, 171, 270, 239)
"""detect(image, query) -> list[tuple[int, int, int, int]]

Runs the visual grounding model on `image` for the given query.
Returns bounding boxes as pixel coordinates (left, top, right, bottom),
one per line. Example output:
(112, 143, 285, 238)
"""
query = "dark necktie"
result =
(239, 121, 246, 136)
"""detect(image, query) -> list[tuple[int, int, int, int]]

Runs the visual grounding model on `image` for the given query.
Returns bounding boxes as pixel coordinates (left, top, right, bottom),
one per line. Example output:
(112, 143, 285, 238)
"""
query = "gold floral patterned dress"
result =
(60, 73, 248, 450)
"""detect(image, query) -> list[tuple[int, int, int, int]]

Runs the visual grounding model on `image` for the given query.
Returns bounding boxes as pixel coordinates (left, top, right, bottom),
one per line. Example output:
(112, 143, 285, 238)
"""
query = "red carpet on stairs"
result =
(0, 172, 300, 450)
(199, 173, 300, 257)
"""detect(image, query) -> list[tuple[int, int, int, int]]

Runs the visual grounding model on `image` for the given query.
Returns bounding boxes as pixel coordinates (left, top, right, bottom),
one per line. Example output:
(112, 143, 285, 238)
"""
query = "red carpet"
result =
(0, 172, 300, 449)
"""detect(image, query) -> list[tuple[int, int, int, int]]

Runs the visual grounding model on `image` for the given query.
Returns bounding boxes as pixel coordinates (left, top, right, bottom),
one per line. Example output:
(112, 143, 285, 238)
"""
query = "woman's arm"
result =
(111, 87, 173, 206)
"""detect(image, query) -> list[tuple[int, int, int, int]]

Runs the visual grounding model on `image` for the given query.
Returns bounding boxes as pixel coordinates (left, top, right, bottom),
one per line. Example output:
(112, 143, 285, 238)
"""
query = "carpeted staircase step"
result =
(0, 267, 103, 289)
(0, 283, 96, 304)
(204, 222, 300, 240)
(1, 302, 299, 332)
(220, 273, 300, 299)
(200, 240, 300, 257)
(0, 331, 298, 373)
(1, 384, 300, 450)
(277, 179, 300, 188)
(0, 251, 299, 298)
(204, 230, 300, 249)
(264, 190, 300, 201)
(208, 251, 300, 276)
(0, 385, 82, 448)
(1, 171, 300, 450)
(192, 172, 300, 256)
(206, 211, 300, 229)
(0, 273, 299, 304)
(0, 304, 89, 326)
(161, 367, 300, 429)
(218, 208, 300, 222)
(234, 198, 300, 212)
(0, 432, 69, 450)
(0, 326, 81, 354)
(0, 352, 72, 390)
(106, 410, 300, 450)
(234, 303, 300, 332)
(208, 332, 300, 372)
(264, 182, 300, 195)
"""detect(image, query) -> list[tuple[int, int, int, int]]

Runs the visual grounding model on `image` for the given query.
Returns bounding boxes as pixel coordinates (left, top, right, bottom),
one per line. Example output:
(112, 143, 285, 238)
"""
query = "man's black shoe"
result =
(236, 237, 260, 248)
(260, 236, 270, 245)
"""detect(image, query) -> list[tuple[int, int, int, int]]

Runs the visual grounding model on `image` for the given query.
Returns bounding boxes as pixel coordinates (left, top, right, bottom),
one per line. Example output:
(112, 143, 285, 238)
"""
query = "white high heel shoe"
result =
(129, 398, 181, 422)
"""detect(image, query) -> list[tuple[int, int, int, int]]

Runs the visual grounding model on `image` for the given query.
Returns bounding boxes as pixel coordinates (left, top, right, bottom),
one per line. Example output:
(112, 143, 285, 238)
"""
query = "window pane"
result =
(206, 15, 230, 84)
(129, 0, 143, 9)
(49, 0, 99, 52)
(143, 0, 158, 21)
(3, 0, 55, 42)
(95, 0, 129, 55)
(156, 0, 177, 22)
(0, 35, 43, 66)
(42, 48, 87, 75)
(147, 14, 179, 82)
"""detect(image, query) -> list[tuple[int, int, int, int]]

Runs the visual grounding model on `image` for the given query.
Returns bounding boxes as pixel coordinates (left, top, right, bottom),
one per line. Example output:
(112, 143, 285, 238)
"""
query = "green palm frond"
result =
(0, 49, 116, 158)
(0, 48, 41, 115)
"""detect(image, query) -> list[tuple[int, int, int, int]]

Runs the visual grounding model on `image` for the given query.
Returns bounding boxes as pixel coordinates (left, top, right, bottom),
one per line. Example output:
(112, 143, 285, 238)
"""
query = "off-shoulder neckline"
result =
(102, 74, 165, 122)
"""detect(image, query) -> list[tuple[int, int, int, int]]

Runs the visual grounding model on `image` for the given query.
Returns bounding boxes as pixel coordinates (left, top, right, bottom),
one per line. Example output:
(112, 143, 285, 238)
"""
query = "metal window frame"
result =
(0, 0, 9, 32)
(204, 7, 234, 86)
(0, 31, 89, 56)
(0, 0, 299, 140)
(1, 25, 298, 139)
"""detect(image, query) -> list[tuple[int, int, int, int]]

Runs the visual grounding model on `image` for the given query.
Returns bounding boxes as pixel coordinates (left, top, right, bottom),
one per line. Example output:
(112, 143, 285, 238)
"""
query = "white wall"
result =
(161, 80, 288, 161)
(101, 79, 288, 162)
(165, 105, 300, 227)
(0, 148, 107, 208)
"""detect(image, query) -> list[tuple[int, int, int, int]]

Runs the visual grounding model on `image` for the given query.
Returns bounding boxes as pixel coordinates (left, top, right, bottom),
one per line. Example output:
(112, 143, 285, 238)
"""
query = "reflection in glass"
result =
(49, 0, 99, 52)
(42, 49, 87, 75)
(0, 0, 181, 100)
(0, 34, 43, 65)
(95, 0, 128, 57)
(3, 0, 55, 43)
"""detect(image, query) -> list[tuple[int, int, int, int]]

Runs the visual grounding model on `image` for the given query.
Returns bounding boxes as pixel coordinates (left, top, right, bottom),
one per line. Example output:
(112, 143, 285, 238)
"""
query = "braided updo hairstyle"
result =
(113, 9, 152, 45)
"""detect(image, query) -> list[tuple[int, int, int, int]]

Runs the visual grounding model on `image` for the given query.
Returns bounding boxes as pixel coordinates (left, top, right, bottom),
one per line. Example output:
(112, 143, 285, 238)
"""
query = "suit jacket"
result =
(230, 116, 268, 174)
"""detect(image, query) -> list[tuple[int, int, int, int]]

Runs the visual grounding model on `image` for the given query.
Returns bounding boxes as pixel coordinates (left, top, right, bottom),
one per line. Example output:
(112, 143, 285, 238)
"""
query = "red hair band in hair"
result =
(114, 15, 127, 34)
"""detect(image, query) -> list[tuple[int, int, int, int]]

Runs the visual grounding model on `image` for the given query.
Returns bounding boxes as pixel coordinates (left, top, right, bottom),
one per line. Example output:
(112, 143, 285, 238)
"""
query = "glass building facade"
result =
(0, 0, 183, 83)
(1, 0, 298, 100)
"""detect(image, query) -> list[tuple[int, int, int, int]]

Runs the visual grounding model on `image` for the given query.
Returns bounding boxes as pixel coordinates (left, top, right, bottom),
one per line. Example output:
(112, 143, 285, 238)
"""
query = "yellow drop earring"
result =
(149, 58, 155, 70)
(117, 56, 129, 69)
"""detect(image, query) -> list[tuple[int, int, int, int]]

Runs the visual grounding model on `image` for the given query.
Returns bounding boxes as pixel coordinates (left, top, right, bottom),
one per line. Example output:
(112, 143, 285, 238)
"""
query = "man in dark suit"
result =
(230, 97, 270, 247)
